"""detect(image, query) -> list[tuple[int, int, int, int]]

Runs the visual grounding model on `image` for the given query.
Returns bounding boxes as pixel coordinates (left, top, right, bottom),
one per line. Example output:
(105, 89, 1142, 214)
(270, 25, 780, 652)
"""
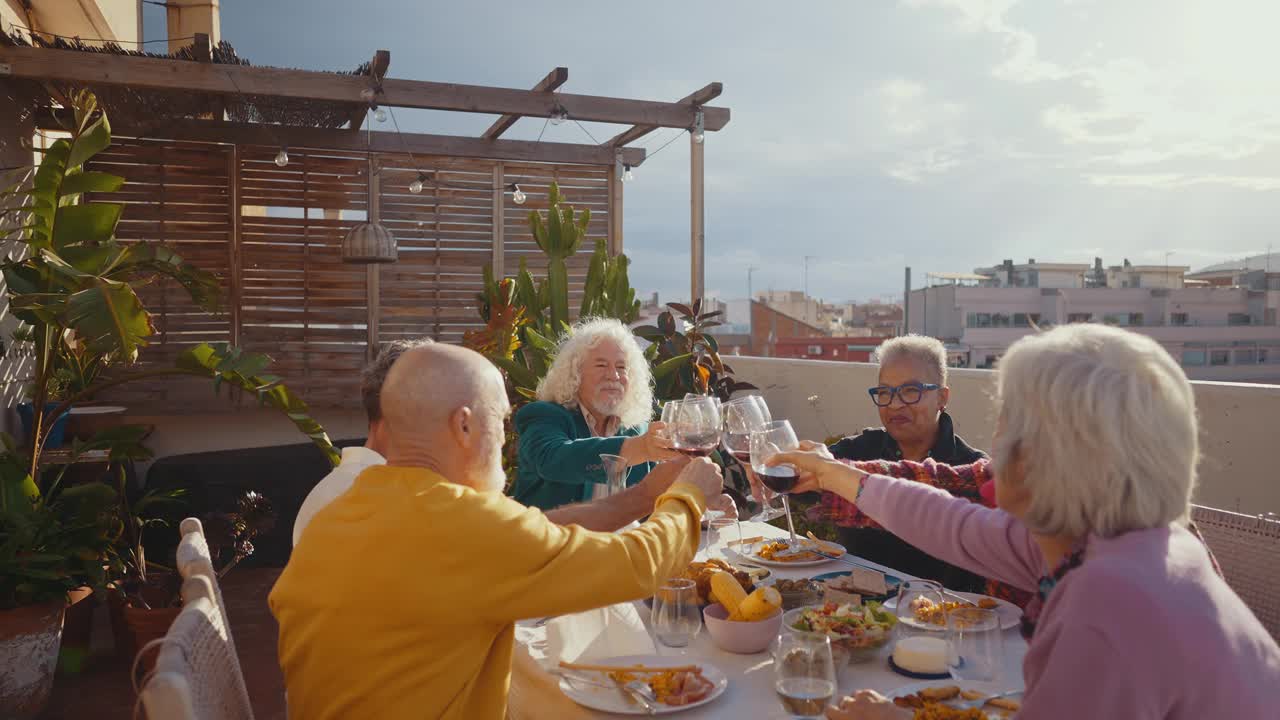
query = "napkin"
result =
(541, 602, 656, 668)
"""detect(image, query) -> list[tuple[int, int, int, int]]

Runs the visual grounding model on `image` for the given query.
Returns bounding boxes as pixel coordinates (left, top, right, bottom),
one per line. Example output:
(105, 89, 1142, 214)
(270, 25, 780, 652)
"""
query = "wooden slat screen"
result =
(84, 139, 613, 409)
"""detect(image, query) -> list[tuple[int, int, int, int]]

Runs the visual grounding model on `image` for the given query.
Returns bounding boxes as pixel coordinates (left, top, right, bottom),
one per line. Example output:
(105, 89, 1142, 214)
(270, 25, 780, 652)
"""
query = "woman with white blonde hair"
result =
(512, 318, 680, 512)
(769, 324, 1280, 720)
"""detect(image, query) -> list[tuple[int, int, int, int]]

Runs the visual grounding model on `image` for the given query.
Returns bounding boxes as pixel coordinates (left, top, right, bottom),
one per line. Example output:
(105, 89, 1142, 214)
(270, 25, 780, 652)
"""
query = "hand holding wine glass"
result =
(620, 421, 683, 465)
(763, 447, 869, 498)
(670, 396, 723, 457)
(750, 420, 803, 544)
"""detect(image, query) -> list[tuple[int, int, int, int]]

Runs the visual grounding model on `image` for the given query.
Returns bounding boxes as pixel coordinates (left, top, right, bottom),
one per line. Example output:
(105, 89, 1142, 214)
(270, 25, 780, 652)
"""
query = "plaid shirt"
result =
(813, 457, 991, 529)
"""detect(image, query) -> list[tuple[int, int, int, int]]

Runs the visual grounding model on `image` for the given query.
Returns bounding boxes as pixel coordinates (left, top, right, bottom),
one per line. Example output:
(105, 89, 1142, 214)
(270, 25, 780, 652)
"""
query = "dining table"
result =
(509, 520, 1029, 718)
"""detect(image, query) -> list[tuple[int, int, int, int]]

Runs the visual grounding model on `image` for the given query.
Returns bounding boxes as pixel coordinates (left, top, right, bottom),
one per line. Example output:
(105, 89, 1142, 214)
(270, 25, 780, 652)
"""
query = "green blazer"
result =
(511, 401, 653, 511)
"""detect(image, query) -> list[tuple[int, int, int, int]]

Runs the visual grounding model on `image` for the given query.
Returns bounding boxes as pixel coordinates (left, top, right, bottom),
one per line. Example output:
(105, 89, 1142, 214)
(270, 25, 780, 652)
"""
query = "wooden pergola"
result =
(0, 36, 730, 407)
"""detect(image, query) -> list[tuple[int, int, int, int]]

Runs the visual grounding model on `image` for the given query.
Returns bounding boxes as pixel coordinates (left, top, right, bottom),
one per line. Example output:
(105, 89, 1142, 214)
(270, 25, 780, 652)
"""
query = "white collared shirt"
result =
(292, 446, 387, 547)
(580, 406, 621, 501)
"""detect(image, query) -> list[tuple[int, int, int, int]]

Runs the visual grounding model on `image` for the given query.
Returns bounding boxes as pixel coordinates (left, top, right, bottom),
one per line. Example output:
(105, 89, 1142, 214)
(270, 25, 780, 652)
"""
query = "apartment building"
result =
(909, 259, 1280, 382)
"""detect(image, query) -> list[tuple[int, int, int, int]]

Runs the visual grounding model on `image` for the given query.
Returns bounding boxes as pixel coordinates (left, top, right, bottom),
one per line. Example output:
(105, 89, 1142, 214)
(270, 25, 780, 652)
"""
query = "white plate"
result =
(746, 540, 848, 568)
(885, 679, 1023, 718)
(68, 405, 127, 415)
(557, 654, 729, 715)
(885, 592, 1022, 631)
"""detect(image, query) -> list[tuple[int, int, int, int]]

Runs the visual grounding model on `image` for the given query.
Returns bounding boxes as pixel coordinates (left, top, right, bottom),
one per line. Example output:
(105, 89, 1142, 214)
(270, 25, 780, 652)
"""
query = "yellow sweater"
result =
(269, 464, 706, 720)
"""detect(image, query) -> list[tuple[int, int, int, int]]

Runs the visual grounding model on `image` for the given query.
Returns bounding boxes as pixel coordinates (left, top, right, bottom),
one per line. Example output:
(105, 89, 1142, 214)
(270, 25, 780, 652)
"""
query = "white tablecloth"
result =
(510, 521, 1028, 718)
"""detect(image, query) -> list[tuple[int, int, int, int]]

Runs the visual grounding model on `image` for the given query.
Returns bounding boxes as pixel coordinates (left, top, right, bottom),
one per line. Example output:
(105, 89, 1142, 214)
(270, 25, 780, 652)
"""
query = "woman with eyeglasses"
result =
(822, 335, 990, 592)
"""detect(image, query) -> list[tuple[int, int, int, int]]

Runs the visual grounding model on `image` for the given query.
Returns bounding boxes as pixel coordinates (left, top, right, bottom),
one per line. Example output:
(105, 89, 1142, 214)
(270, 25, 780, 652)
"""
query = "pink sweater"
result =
(858, 474, 1280, 719)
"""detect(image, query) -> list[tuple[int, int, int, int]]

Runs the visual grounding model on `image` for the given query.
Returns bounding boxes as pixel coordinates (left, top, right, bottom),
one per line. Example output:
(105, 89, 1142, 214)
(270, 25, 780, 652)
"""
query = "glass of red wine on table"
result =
(669, 397, 728, 529)
(750, 419, 803, 546)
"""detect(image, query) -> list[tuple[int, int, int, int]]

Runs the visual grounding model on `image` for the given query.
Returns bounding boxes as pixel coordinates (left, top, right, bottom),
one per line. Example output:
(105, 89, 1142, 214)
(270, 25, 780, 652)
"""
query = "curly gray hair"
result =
(536, 318, 654, 428)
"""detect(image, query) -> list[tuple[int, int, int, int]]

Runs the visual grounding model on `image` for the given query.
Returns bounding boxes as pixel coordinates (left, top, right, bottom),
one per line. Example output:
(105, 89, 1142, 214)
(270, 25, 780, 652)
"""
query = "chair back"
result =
(1191, 504, 1280, 640)
(176, 517, 237, 654)
(139, 575, 255, 720)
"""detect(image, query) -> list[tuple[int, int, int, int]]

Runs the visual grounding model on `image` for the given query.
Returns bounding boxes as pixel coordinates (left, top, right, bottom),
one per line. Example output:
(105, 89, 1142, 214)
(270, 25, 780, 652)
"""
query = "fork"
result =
(557, 672, 657, 714)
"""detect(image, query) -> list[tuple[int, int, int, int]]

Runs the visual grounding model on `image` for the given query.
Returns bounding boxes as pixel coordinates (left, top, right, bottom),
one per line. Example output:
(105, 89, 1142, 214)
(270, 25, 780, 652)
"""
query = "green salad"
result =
(789, 601, 898, 649)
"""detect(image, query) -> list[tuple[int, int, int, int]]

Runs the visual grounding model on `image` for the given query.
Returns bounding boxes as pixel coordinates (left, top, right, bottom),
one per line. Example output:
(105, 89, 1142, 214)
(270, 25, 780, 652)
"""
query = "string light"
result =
(274, 148, 289, 167)
(409, 173, 426, 194)
(374, 107, 387, 123)
(511, 184, 527, 205)
(622, 164, 634, 182)
(692, 109, 705, 144)
(549, 105, 568, 126)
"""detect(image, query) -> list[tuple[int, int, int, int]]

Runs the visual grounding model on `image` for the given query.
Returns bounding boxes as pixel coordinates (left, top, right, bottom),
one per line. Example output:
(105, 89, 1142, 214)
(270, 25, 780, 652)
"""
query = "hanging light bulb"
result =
(622, 164, 634, 182)
(692, 109, 706, 144)
(374, 107, 387, 123)
(409, 173, 425, 194)
(512, 184, 527, 205)
(360, 87, 377, 103)
(274, 148, 289, 167)
(550, 106, 568, 126)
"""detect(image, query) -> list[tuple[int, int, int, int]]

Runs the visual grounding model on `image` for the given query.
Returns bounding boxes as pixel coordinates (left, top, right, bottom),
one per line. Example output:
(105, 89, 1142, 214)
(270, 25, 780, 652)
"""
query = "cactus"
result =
(580, 239, 640, 323)
(528, 182, 590, 332)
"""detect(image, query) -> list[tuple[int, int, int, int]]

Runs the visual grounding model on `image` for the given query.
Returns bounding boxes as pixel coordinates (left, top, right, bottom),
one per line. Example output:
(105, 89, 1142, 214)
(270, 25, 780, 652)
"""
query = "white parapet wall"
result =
(729, 356, 1280, 516)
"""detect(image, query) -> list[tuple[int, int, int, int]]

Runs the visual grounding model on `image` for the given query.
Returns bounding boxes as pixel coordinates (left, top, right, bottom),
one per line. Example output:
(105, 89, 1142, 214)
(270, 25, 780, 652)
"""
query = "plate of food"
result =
(643, 559, 766, 608)
(884, 680, 1023, 719)
(749, 539, 847, 567)
(557, 656, 728, 715)
(782, 601, 898, 664)
(886, 591, 1022, 631)
(812, 567, 903, 603)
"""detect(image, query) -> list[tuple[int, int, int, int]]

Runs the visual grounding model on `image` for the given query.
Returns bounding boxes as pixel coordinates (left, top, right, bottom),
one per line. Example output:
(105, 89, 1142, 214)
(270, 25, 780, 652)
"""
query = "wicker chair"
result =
(138, 575, 255, 720)
(1191, 504, 1280, 640)
(175, 517, 236, 654)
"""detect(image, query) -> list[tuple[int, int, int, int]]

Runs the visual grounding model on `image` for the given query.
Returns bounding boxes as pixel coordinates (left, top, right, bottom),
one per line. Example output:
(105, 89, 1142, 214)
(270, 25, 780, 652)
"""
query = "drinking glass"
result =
(947, 607, 1005, 683)
(706, 498, 741, 555)
(750, 420, 801, 544)
(894, 580, 947, 638)
(724, 396, 782, 522)
(773, 632, 838, 719)
(651, 578, 702, 649)
(656, 399, 681, 445)
(670, 396, 722, 457)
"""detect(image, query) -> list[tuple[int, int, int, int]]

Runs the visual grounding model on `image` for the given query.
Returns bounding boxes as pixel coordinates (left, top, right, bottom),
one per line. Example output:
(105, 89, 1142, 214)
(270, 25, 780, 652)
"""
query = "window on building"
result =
(1102, 314, 1120, 325)
(1262, 348, 1273, 364)
(1235, 349, 1257, 365)
(967, 313, 992, 328)
(807, 345, 823, 355)
(1210, 349, 1230, 366)
(1067, 313, 1092, 323)
(992, 313, 1012, 327)
(1012, 313, 1042, 327)
(1182, 350, 1207, 366)
(1171, 313, 1189, 326)
(1228, 313, 1253, 326)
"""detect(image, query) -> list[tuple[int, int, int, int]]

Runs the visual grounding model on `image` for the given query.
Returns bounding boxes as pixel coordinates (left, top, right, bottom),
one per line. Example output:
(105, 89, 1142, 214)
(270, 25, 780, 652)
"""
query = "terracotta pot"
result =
(0, 599, 67, 720)
(108, 579, 182, 674)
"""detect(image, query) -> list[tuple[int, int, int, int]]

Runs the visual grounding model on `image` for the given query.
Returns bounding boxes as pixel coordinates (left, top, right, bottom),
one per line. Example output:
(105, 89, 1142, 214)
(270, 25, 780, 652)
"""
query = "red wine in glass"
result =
(674, 430, 719, 457)
(729, 450, 752, 463)
(759, 465, 799, 493)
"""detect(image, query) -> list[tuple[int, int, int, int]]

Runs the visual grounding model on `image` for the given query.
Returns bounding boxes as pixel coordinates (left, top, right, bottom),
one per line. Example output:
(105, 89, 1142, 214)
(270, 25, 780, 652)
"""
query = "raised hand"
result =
(621, 421, 684, 464)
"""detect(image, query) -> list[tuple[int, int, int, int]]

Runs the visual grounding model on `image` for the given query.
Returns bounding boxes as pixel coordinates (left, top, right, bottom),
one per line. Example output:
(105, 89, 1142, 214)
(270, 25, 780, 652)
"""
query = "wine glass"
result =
(773, 632, 838, 719)
(651, 578, 702, 650)
(894, 580, 947, 637)
(706, 498, 741, 555)
(946, 607, 1004, 683)
(750, 420, 802, 545)
(655, 399, 682, 445)
(670, 396, 721, 457)
(724, 396, 781, 522)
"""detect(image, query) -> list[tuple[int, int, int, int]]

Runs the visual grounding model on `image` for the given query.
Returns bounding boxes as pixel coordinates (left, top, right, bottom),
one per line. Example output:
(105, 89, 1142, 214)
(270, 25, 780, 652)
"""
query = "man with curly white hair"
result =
(512, 317, 681, 513)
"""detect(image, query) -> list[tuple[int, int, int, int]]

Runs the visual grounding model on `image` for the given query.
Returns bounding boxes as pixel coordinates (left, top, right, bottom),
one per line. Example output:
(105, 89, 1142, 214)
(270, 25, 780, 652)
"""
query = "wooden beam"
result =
(2, 47, 730, 130)
(608, 82, 723, 147)
(690, 130, 704, 302)
(608, 159, 623, 256)
(350, 50, 390, 132)
(367, 157, 381, 361)
(492, 164, 505, 278)
(482, 67, 568, 140)
(35, 114, 646, 166)
(227, 145, 242, 346)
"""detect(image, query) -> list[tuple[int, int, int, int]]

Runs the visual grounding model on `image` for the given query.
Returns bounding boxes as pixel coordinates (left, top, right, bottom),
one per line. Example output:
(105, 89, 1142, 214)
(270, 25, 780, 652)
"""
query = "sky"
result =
(145, 0, 1280, 304)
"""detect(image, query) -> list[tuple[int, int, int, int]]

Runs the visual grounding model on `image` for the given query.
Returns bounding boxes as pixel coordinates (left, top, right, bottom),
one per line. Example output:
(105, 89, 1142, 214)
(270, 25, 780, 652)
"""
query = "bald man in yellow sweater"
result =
(269, 343, 722, 720)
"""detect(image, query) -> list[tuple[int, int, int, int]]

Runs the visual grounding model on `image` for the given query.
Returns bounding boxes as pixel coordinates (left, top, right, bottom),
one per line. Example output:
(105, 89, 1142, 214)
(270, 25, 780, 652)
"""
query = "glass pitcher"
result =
(599, 454, 629, 497)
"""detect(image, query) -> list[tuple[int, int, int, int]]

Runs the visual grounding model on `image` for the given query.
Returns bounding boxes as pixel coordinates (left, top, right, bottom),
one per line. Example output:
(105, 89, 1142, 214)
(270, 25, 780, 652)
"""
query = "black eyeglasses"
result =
(867, 382, 940, 407)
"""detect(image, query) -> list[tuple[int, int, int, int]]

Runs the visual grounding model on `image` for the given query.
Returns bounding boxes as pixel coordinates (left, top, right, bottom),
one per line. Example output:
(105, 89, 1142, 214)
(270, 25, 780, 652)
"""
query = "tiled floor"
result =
(41, 568, 286, 720)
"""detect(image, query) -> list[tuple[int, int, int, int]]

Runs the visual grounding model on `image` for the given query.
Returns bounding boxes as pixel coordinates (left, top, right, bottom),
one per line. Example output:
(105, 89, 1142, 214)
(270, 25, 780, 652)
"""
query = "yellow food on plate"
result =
(733, 586, 782, 622)
(709, 569, 750, 617)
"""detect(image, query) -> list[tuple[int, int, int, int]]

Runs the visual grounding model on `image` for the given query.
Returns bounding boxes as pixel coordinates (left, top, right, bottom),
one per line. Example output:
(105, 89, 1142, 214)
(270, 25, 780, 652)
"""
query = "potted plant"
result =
(0, 91, 339, 713)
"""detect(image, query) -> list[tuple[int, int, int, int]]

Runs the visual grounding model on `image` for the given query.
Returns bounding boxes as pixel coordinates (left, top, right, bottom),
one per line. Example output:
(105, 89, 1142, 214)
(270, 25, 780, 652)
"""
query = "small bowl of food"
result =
(774, 578, 822, 610)
(703, 600, 783, 654)
(782, 602, 897, 665)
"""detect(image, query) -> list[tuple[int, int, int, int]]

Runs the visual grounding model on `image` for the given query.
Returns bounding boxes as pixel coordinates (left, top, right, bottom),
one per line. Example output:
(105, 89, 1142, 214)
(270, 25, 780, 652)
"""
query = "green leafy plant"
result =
(634, 299, 757, 402)
(528, 182, 590, 333)
(0, 91, 338, 614)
